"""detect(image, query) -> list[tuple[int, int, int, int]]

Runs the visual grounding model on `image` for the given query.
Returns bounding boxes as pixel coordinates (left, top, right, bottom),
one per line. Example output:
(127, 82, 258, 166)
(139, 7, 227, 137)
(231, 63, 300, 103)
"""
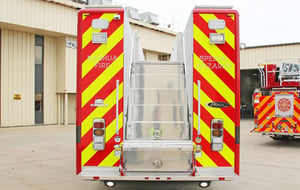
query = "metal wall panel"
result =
(44, 36, 57, 124)
(241, 44, 300, 69)
(144, 50, 159, 61)
(56, 37, 66, 93)
(1, 29, 35, 126)
(130, 24, 176, 54)
(68, 94, 76, 124)
(0, 0, 79, 36)
(65, 36, 77, 93)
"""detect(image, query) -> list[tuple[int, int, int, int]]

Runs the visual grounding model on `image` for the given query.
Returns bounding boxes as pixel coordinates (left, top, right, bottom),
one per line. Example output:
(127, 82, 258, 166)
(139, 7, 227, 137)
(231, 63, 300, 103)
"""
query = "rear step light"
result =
(211, 119, 224, 151)
(93, 119, 105, 150)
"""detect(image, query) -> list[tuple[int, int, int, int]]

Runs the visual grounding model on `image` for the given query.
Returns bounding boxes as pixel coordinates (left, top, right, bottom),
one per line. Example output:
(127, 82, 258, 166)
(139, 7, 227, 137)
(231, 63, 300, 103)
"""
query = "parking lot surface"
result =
(0, 120, 300, 190)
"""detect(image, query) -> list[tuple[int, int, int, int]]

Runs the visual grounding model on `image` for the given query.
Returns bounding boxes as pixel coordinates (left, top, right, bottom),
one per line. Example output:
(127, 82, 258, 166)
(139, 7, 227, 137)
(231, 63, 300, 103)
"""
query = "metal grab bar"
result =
(197, 80, 201, 136)
(116, 80, 119, 135)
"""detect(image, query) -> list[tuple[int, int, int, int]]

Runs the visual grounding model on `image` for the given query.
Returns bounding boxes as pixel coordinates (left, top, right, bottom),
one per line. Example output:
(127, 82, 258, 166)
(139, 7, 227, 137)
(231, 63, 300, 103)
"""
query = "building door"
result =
(35, 36, 44, 124)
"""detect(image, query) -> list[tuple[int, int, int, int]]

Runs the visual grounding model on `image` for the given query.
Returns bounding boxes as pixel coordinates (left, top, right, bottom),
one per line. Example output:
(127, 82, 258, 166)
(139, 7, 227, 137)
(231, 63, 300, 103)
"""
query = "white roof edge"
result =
(85, 5, 122, 9)
(195, 5, 233, 9)
(129, 18, 177, 36)
(44, 0, 84, 9)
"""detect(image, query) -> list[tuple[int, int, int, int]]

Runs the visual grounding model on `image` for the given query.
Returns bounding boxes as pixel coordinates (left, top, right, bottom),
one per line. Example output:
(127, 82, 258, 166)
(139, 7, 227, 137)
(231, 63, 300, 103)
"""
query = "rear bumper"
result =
(253, 130, 300, 136)
(80, 166, 236, 181)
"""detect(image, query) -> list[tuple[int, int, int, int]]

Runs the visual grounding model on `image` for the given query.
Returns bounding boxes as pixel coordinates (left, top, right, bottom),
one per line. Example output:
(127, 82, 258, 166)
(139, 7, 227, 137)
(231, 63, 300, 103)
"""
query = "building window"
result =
(158, 54, 170, 61)
(35, 35, 44, 124)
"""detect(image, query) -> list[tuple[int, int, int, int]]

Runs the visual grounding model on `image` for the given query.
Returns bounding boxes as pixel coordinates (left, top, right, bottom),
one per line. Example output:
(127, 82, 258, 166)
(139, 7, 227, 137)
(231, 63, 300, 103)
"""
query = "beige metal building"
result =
(0, 0, 176, 127)
(240, 43, 300, 117)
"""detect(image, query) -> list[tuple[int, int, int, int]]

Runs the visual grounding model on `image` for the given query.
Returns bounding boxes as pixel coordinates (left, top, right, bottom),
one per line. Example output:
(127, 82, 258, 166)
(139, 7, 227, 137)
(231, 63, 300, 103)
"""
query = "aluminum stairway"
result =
(126, 61, 189, 140)
(122, 61, 193, 173)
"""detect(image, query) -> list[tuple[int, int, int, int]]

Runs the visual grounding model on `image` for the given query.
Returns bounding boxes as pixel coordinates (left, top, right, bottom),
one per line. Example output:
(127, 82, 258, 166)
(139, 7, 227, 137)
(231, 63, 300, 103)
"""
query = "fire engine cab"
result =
(253, 59, 300, 139)
(76, 4, 240, 188)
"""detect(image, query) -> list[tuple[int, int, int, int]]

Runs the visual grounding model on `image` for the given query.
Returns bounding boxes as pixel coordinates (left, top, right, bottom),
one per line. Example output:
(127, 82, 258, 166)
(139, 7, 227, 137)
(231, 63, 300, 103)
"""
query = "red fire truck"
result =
(76, 4, 240, 188)
(253, 59, 300, 139)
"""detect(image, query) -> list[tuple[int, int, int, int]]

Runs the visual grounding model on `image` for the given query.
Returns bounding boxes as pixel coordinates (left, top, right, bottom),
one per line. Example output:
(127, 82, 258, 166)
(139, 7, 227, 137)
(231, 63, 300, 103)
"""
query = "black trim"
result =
(76, 126, 81, 143)
(0, 28, 1, 126)
(235, 126, 240, 144)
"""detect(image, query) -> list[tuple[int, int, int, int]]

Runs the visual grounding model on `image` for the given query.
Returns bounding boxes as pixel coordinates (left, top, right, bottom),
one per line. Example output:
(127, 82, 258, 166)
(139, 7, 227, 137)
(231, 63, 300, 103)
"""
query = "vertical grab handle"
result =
(116, 80, 119, 135)
(197, 80, 201, 136)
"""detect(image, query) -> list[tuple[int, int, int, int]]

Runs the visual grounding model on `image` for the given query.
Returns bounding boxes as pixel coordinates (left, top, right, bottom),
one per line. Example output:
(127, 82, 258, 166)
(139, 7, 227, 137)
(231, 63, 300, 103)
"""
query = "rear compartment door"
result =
(192, 10, 239, 174)
(76, 9, 124, 174)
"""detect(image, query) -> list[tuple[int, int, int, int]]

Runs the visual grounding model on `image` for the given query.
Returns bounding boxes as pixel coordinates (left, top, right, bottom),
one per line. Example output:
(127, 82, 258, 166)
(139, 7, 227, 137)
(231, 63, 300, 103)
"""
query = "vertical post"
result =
(116, 80, 119, 135)
(197, 80, 201, 136)
(57, 93, 61, 125)
(64, 93, 68, 126)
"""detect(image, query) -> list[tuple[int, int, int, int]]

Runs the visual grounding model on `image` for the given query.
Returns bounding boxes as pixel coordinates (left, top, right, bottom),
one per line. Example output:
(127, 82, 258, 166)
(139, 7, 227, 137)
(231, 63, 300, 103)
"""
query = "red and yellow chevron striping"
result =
(193, 11, 238, 168)
(77, 9, 124, 170)
(254, 92, 300, 134)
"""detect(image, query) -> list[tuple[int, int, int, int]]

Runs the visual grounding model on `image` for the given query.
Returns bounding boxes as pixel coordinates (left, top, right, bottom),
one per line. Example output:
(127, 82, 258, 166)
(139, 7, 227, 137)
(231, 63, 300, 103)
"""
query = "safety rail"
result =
(257, 58, 300, 89)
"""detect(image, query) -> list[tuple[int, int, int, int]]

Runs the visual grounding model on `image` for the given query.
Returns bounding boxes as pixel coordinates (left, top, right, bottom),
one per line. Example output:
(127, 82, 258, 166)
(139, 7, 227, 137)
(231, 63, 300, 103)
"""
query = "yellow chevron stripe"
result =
(193, 113, 211, 143)
(81, 83, 124, 137)
(258, 99, 274, 120)
(105, 113, 123, 142)
(82, 13, 89, 20)
(82, 143, 96, 166)
(194, 108, 234, 167)
(82, 24, 124, 78)
(219, 143, 235, 166)
(200, 14, 235, 49)
(82, 13, 116, 49)
(229, 14, 235, 21)
(82, 53, 124, 107)
(295, 111, 300, 121)
(273, 118, 282, 128)
(260, 110, 275, 127)
(193, 24, 235, 78)
(194, 83, 235, 138)
(99, 150, 119, 166)
(196, 150, 217, 167)
(194, 54, 235, 108)
(257, 95, 271, 110)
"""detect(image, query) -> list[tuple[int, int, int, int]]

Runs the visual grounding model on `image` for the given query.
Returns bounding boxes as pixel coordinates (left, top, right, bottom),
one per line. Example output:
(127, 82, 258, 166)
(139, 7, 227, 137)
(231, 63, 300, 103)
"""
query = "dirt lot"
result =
(0, 120, 300, 190)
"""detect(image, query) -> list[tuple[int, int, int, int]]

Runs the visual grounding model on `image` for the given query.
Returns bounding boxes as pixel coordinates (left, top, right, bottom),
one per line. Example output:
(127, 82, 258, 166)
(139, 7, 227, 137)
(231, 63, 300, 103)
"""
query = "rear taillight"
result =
(211, 119, 223, 151)
(93, 119, 105, 150)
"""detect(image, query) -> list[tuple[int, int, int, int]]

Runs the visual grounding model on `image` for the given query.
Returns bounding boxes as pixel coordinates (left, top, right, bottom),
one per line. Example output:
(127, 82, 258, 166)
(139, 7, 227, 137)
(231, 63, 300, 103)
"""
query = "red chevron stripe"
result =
(193, 129, 231, 167)
(82, 40, 123, 91)
(193, 69, 235, 121)
(81, 18, 123, 62)
(258, 104, 275, 125)
(193, 40, 235, 92)
(258, 116, 276, 132)
(82, 13, 104, 34)
(257, 98, 274, 124)
(84, 129, 123, 166)
(256, 95, 273, 114)
(81, 98, 124, 151)
(81, 69, 123, 122)
(194, 14, 236, 62)
(193, 98, 235, 152)
(214, 14, 235, 34)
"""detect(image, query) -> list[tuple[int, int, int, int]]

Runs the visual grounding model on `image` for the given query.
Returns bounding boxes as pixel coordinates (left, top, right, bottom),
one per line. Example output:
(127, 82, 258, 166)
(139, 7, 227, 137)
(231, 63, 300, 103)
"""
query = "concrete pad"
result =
(0, 120, 300, 189)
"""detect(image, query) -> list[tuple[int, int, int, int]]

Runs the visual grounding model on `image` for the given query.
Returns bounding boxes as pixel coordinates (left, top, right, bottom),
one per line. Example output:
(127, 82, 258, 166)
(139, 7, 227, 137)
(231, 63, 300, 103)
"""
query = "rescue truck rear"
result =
(76, 5, 240, 188)
(253, 59, 300, 139)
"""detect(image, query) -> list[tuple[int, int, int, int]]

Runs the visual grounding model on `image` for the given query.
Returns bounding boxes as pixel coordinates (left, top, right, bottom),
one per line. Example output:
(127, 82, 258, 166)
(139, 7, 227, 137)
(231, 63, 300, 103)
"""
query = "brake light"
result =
(211, 119, 223, 151)
(94, 122, 105, 129)
(212, 122, 223, 130)
(93, 119, 105, 150)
